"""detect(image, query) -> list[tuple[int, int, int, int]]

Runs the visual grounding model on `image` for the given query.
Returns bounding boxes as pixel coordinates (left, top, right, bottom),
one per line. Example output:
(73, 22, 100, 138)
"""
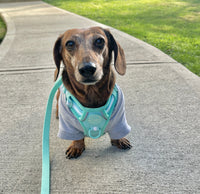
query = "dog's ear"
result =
(104, 29, 126, 75)
(53, 35, 63, 81)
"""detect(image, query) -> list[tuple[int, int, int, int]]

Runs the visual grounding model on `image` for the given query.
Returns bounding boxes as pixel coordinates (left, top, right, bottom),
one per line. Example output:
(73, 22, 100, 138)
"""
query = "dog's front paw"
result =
(65, 139, 85, 159)
(111, 138, 132, 150)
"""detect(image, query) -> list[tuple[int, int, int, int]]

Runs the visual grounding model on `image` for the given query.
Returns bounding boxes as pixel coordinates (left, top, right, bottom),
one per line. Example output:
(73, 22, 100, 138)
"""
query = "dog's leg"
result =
(66, 139, 85, 159)
(111, 138, 132, 150)
(56, 89, 60, 119)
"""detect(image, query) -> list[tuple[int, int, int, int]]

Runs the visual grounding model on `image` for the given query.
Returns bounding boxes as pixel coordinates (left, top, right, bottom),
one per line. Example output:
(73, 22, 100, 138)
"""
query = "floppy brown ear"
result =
(53, 35, 63, 81)
(104, 29, 126, 75)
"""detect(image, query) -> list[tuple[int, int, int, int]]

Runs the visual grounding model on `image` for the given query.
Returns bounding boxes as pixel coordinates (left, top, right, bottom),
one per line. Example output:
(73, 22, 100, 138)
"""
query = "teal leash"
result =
(41, 77, 62, 194)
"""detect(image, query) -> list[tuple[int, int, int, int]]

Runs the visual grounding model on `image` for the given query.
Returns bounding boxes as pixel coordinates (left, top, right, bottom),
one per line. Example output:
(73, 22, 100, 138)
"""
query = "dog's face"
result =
(54, 27, 126, 85)
(61, 28, 107, 85)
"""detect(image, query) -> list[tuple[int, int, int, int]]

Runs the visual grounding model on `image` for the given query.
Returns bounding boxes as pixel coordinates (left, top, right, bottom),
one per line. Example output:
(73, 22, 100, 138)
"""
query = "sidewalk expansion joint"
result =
(0, 66, 55, 75)
(126, 61, 177, 65)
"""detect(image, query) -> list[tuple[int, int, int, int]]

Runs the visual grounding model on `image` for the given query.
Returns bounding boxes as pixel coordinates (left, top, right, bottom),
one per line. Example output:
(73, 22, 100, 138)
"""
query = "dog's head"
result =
(53, 27, 126, 85)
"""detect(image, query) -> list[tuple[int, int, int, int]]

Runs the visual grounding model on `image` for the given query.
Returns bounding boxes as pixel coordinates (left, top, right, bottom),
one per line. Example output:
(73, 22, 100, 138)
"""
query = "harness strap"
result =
(41, 77, 62, 194)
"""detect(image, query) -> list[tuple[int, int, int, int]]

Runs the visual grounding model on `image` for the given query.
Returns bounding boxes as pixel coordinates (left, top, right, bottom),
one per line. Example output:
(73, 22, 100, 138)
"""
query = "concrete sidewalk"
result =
(1, 1, 200, 193)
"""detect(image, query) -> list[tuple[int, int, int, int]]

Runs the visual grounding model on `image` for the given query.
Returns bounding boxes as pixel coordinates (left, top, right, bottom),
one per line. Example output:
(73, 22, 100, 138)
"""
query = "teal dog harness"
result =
(61, 84, 118, 139)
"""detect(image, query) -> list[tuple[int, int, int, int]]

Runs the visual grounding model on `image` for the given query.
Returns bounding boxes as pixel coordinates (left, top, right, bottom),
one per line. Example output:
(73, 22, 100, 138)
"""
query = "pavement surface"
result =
(1, 1, 200, 194)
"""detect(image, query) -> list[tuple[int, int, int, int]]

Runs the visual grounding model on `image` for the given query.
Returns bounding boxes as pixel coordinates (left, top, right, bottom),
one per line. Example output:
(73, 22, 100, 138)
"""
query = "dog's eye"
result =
(94, 38, 105, 49)
(66, 40, 75, 51)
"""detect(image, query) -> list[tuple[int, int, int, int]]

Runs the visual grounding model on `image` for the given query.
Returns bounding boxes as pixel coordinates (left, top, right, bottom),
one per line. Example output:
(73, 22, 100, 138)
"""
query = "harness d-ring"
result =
(41, 77, 62, 194)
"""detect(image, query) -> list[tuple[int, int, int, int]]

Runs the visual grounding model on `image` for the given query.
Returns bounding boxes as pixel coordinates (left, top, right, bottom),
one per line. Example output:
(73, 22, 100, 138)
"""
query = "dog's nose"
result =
(78, 62, 96, 77)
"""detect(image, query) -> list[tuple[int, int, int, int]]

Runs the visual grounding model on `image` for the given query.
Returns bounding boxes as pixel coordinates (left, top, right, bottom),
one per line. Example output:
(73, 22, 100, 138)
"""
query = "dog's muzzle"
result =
(78, 62, 99, 84)
(79, 62, 96, 77)
(77, 62, 103, 85)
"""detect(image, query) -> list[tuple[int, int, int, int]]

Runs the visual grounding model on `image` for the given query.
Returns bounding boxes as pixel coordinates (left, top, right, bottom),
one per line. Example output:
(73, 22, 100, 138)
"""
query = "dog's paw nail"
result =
(121, 142, 132, 150)
(65, 149, 70, 155)
(126, 144, 132, 149)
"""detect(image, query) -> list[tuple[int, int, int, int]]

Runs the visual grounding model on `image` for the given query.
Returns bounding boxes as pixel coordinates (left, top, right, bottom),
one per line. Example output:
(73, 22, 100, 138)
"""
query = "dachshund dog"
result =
(54, 27, 132, 159)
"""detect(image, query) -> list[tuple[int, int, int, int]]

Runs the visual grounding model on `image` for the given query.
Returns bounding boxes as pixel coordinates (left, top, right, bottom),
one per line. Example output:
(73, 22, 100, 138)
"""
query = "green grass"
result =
(44, 0, 200, 76)
(0, 16, 6, 44)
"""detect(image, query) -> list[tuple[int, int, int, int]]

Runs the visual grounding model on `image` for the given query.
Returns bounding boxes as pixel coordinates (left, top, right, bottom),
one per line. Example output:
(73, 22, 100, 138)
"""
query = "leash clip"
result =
(88, 126, 101, 139)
